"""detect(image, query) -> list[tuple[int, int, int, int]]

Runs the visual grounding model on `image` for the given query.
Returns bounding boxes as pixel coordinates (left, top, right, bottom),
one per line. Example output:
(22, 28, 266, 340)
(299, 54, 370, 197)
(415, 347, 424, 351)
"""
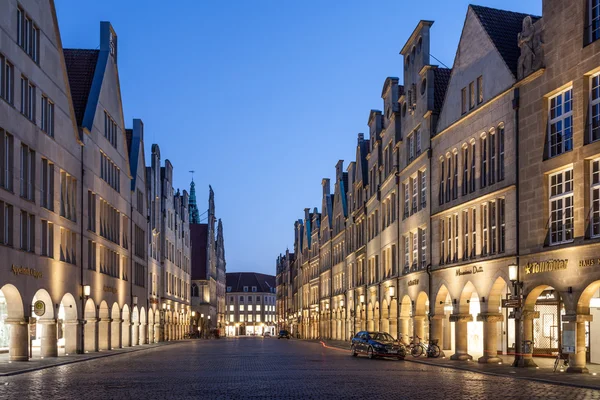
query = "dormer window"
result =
(226, 286, 231, 292)
(252, 286, 257, 292)
(243, 286, 248, 292)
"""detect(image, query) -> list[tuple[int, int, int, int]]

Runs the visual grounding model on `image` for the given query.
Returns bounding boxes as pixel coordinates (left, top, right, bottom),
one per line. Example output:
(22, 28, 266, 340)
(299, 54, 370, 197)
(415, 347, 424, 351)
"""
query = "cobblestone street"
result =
(0, 338, 599, 399)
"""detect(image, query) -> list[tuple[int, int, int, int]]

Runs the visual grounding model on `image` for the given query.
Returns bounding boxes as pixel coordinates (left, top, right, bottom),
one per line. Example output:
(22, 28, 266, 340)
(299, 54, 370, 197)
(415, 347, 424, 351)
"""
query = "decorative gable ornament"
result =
(517, 16, 544, 80)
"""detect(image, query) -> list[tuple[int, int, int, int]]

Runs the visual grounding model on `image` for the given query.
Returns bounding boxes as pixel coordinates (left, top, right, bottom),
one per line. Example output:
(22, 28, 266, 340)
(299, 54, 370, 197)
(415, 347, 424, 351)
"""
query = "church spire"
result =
(189, 172, 200, 224)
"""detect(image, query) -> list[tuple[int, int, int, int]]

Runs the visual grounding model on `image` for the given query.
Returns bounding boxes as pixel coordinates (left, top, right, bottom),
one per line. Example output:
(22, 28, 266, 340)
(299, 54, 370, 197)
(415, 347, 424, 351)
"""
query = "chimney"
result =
(335, 160, 344, 181)
(357, 133, 364, 145)
(304, 208, 310, 222)
(133, 119, 144, 142)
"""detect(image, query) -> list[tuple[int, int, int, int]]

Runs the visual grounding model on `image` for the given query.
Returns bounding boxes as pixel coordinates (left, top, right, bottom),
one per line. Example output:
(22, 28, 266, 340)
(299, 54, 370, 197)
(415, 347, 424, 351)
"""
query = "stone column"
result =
(63, 319, 82, 355)
(429, 314, 446, 357)
(399, 317, 410, 343)
(477, 313, 503, 363)
(132, 322, 139, 346)
(111, 318, 122, 349)
(39, 319, 58, 357)
(98, 318, 111, 351)
(5, 318, 29, 361)
(564, 314, 592, 373)
(413, 315, 426, 344)
(155, 323, 164, 342)
(148, 323, 155, 344)
(122, 320, 131, 347)
(450, 314, 473, 360)
(521, 310, 539, 367)
(139, 323, 147, 344)
(84, 318, 98, 353)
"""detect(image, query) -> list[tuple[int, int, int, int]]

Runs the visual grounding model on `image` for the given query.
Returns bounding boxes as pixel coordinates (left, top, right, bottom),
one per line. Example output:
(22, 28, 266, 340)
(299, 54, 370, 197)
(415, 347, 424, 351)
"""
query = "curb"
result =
(0, 340, 187, 377)
(313, 341, 600, 391)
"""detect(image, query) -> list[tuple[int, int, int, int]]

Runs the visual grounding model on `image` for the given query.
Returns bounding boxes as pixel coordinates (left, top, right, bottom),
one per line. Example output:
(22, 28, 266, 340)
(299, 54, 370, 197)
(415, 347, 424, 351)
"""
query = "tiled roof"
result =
(226, 272, 276, 294)
(470, 4, 540, 78)
(63, 49, 99, 126)
(434, 67, 452, 111)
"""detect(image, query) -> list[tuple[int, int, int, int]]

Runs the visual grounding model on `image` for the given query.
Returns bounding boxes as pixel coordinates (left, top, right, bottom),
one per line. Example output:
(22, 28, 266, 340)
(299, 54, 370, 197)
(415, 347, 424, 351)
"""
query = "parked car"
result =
(278, 330, 291, 339)
(350, 331, 405, 360)
(263, 331, 272, 337)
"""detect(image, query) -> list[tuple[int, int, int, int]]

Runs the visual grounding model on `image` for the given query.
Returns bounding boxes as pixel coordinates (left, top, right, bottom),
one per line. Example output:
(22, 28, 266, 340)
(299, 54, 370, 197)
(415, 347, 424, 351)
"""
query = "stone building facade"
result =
(277, 0, 600, 373)
(0, 0, 192, 361)
(225, 272, 276, 337)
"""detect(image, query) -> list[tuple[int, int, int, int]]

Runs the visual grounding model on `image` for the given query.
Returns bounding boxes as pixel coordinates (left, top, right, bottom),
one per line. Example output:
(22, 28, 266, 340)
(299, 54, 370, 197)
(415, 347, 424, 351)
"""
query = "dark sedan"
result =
(350, 331, 405, 359)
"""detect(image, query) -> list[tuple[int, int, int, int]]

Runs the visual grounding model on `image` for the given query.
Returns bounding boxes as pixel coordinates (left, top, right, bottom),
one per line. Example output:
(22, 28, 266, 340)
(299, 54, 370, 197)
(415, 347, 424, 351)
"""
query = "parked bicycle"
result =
(406, 336, 441, 358)
(553, 351, 569, 372)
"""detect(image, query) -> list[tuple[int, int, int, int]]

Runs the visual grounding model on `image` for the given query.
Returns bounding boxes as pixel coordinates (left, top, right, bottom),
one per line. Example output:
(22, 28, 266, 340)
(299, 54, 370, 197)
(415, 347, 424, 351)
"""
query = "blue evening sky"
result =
(55, 0, 541, 275)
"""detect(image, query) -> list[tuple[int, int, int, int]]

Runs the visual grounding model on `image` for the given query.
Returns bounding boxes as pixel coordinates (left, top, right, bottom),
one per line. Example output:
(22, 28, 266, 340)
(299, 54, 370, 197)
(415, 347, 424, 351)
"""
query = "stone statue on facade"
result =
(518, 16, 544, 79)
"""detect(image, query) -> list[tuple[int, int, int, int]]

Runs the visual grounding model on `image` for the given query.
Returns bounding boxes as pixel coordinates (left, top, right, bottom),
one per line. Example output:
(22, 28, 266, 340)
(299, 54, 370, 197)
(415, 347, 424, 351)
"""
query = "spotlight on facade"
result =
(192, 311, 196, 317)
(325, 303, 329, 310)
(83, 285, 91, 298)
(388, 286, 395, 298)
(133, 296, 138, 306)
(162, 303, 167, 310)
(359, 295, 365, 304)
(340, 300, 345, 308)
(201, 313, 204, 318)
(167, 304, 171, 311)
(208, 316, 211, 320)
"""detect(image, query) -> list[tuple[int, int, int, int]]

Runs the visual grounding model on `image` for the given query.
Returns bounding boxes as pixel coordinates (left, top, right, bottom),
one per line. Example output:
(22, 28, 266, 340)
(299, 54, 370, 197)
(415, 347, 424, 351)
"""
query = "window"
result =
(440, 220, 444, 265)
(240, 296, 244, 302)
(104, 111, 118, 148)
(476, 76, 484, 104)
(41, 219, 53, 258)
(404, 236, 409, 269)
(419, 229, 426, 269)
(408, 134, 414, 162)
(462, 146, 469, 196)
(99, 245, 119, 277)
(134, 224, 145, 259)
(60, 171, 77, 221)
(446, 156, 451, 202)
(592, 160, 600, 237)
(60, 227, 76, 264)
(134, 262, 145, 287)
(490, 201, 497, 254)
(20, 76, 35, 121)
(41, 95, 55, 136)
(489, 131, 496, 185)
(243, 286, 248, 292)
(420, 170, 426, 209)
(498, 126, 505, 181)
(404, 182, 409, 218)
(248, 305, 253, 312)
(100, 152, 120, 192)
(17, 7, 40, 62)
(99, 199, 120, 244)
(41, 159, 54, 210)
(470, 142, 476, 193)
(412, 177, 417, 213)
(412, 232, 418, 267)
(0, 131, 13, 192)
(416, 130, 422, 155)
(591, 74, 600, 143)
(0, 201, 13, 246)
(453, 214, 459, 261)
(0, 55, 14, 104)
(463, 210, 469, 260)
(549, 88, 573, 158)
(453, 152, 458, 199)
(439, 159, 445, 205)
(549, 169, 574, 244)
(481, 136, 487, 188)
(20, 210, 34, 252)
(446, 216, 452, 263)
(136, 189, 144, 214)
(461, 88, 467, 114)
(87, 191, 96, 231)
(590, 0, 600, 43)
(252, 286, 257, 292)
(469, 81, 475, 109)
(87, 240, 96, 270)
(247, 314, 253, 323)
(499, 198, 505, 253)
(471, 208, 476, 257)
(482, 203, 488, 255)
(20, 144, 34, 201)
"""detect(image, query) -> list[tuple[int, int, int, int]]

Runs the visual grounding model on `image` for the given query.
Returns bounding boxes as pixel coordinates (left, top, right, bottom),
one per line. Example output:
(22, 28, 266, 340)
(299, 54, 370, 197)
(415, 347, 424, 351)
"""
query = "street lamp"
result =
(508, 263, 525, 367)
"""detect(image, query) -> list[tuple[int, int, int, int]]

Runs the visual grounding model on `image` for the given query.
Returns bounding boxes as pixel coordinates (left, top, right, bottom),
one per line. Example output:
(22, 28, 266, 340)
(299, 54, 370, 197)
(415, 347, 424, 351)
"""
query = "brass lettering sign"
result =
(408, 279, 419, 287)
(12, 265, 42, 279)
(524, 259, 568, 274)
(455, 266, 483, 276)
(579, 258, 600, 267)
(103, 285, 117, 294)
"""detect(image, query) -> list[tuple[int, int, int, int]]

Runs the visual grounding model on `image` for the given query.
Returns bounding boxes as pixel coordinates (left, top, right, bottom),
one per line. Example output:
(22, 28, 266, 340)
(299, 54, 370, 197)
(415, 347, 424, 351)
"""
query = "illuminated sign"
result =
(11, 265, 42, 279)
(579, 258, 600, 267)
(524, 259, 568, 274)
(408, 279, 419, 287)
(455, 266, 483, 276)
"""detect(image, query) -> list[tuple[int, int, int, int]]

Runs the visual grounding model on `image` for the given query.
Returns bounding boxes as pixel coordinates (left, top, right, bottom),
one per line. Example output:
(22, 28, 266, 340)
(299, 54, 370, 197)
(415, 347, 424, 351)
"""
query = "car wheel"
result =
(351, 345, 358, 357)
(367, 346, 375, 359)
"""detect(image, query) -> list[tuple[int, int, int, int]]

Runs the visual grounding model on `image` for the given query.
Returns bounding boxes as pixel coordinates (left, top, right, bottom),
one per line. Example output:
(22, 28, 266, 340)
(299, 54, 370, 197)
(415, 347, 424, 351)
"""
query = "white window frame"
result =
(591, 73, 600, 143)
(591, 159, 600, 238)
(549, 168, 574, 245)
(548, 87, 573, 158)
(590, 0, 600, 43)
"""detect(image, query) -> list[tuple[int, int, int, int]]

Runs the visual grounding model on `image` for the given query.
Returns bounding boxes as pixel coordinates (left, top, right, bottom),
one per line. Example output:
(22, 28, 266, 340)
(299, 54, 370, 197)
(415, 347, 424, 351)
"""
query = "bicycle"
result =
(407, 336, 425, 357)
(553, 351, 569, 372)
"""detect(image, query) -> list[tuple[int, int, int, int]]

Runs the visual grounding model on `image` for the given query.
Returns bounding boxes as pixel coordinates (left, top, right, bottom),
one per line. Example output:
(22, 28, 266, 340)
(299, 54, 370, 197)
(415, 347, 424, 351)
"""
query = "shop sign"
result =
(455, 266, 483, 276)
(12, 265, 42, 279)
(524, 259, 568, 274)
(501, 298, 522, 308)
(579, 258, 600, 267)
(33, 300, 45, 317)
(407, 279, 419, 287)
(103, 285, 117, 294)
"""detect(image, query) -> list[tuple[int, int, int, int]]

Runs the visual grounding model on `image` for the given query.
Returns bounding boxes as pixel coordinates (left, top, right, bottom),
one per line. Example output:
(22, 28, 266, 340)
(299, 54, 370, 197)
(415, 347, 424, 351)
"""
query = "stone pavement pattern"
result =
(1, 338, 600, 399)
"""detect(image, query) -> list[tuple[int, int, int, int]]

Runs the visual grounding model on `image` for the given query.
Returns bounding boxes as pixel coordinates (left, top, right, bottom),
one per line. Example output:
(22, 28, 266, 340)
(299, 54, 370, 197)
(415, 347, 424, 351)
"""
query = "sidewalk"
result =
(316, 339, 600, 390)
(0, 340, 188, 377)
